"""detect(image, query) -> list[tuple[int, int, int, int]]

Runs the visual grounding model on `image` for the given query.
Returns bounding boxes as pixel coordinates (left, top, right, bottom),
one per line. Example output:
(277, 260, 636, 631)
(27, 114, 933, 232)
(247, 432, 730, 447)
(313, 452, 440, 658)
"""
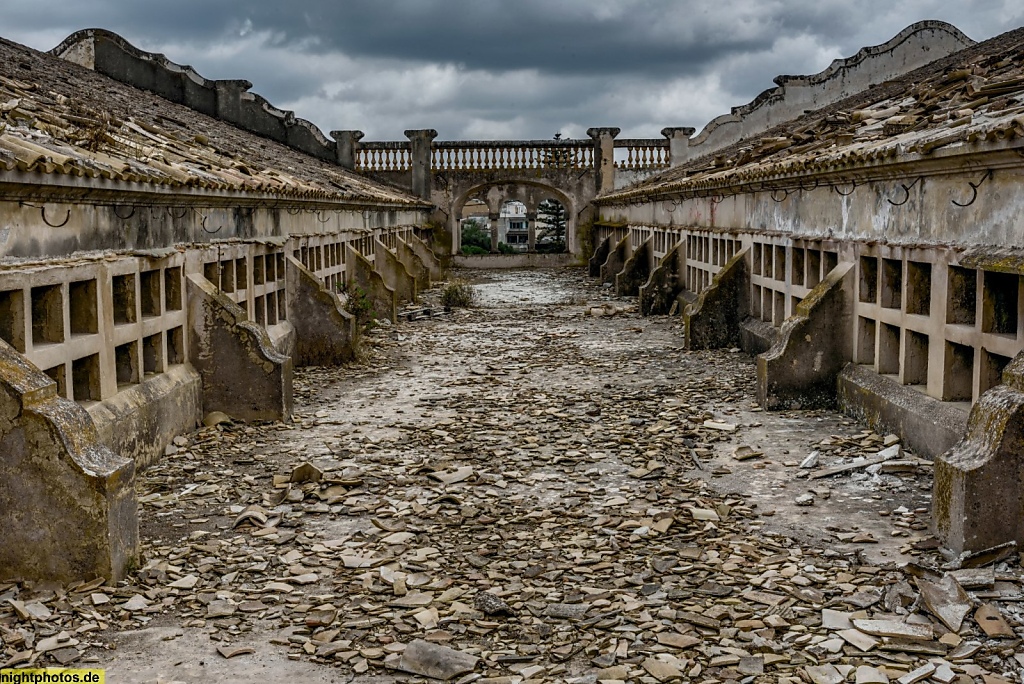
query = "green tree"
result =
(460, 218, 491, 253)
(537, 199, 567, 249)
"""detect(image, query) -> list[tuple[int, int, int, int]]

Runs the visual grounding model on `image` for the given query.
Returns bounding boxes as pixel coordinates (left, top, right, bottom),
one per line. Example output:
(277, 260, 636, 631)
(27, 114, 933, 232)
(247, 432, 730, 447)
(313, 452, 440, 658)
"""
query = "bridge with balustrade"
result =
(332, 127, 694, 254)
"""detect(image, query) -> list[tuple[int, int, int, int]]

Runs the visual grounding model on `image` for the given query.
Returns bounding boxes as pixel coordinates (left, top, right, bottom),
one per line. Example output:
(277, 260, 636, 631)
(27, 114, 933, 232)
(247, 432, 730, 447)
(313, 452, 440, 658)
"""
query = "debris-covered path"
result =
(10, 268, 1022, 683)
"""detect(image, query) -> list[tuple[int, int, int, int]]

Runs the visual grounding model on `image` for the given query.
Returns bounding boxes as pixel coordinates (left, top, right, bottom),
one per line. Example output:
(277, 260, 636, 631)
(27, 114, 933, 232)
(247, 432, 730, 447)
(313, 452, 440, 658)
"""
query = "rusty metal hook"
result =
(20, 202, 71, 228)
(886, 177, 923, 206)
(951, 169, 992, 207)
(833, 180, 857, 196)
(193, 209, 222, 235)
(770, 188, 789, 203)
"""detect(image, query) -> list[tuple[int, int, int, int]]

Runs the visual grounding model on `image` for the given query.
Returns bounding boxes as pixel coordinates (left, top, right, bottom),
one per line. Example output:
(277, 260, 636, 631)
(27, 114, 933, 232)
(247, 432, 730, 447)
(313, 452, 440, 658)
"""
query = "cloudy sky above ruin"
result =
(5, 1, 1023, 141)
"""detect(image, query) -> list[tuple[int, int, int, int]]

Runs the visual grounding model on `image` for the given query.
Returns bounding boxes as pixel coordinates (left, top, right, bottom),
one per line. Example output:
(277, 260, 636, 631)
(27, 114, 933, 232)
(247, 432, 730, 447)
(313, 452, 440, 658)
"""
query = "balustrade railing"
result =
(356, 142, 413, 172)
(614, 138, 670, 171)
(355, 136, 672, 173)
(432, 140, 594, 171)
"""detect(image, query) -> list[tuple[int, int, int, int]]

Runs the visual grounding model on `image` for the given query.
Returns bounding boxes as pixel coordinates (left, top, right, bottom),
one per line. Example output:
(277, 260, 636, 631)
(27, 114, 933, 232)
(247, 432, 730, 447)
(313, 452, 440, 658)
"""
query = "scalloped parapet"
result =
(688, 21, 975, 159)
(51, 29, 339, 163)
(186, 273, 293, 422)
(0, 338, 138, 582)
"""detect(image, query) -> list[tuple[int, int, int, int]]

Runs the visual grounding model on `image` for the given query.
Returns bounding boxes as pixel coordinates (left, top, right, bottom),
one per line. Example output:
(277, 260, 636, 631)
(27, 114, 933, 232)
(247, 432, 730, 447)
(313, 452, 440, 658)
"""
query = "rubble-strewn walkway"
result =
(3, 268, 1022, 683)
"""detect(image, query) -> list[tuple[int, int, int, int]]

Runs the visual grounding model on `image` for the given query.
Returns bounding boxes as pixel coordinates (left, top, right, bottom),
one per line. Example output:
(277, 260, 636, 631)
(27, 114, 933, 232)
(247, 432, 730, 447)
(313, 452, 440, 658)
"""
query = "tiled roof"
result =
(605, 26, 1024, 201)
(0, 37, 424, 207)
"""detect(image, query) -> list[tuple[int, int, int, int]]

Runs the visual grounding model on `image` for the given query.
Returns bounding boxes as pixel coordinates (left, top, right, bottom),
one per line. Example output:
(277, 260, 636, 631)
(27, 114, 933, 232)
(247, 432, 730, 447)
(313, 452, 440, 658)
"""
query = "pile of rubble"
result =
(1, 270, 1021, 683)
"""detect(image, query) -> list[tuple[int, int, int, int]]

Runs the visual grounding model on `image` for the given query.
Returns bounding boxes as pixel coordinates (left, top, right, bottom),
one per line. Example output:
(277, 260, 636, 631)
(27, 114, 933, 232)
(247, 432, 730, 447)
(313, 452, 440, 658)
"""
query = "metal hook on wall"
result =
(113, 205, 135, 220)
(20, 201, 71, 228)
(315, 210, 331, 223)
(886, 177, 923, 206)
(193, 209, 223, 235)
(770, 188, 790, 203)
(168, 206, 188, 219)
(951, 169, 992, 208)
(833, 180, 857, 197)
(287, 206, 302, 216)
(798, 178, 819, 192)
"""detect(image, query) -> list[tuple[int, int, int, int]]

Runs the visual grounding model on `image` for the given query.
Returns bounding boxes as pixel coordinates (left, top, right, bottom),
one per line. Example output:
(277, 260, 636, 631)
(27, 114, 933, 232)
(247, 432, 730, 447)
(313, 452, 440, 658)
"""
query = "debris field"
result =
(2, 268, 1023, 684)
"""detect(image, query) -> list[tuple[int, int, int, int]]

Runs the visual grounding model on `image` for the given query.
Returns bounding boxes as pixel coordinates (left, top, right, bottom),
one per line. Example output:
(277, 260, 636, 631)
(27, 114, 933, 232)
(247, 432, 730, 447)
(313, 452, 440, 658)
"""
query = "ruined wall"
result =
(51, 29, 343, 164)
(685, 21, 974, 161)
(0, 194, 426, 260)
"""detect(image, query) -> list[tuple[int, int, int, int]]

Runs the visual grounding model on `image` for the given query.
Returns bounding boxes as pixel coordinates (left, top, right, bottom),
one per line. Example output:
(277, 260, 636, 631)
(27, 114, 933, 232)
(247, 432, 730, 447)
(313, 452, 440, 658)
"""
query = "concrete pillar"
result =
(640, 241, 688, 316)
(330, 130, 364, 170)
(374, 239, 417, 304)
(186, 274, 293, 422)
(527, 211, 538, 253)
(662, 127, 696, 168)
(756, 263, 855, 410)
(600, 234, 632, 285)
(0, 339, 138, 583)
(683, 248, 750, 345)
(615, 238, 654, 297)
(587, 127, 620, 195)
(346, 245, 397, 324)
(934, 353, 1024, 554)
(214, 79, 251, 124)
(404, 129, 438, 201)
(284, 256, 357, 365)
(489, 212, 500, 253)
(589, 235, 612, 278)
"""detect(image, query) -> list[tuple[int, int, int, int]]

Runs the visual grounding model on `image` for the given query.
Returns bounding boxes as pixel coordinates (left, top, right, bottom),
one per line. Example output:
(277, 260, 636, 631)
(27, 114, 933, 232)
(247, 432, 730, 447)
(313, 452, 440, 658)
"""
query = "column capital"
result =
(660, 127, 695, 140)
(586, 127, 621, 140)
(404, 129, 439, 142)
(661, 127, 696, 168)
(330, 130, 364, 170)
(330, 129, 365, 142)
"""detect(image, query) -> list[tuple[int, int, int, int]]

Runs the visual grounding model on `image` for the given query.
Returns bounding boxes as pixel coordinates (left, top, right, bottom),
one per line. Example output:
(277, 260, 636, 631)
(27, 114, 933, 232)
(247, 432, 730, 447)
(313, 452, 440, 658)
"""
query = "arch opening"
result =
(452, 181, 577, 255)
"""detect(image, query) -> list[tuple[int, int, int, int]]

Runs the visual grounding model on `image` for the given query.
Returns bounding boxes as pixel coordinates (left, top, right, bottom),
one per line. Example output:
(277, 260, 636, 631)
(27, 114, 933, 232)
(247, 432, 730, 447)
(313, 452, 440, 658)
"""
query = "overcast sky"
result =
(4, 1, 1022, 141)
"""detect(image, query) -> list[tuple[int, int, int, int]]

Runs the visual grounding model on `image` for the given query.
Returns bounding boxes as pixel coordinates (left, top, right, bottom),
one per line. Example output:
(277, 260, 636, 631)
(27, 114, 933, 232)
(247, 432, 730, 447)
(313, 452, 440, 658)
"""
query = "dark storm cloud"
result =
(3, 1, 1023, 140)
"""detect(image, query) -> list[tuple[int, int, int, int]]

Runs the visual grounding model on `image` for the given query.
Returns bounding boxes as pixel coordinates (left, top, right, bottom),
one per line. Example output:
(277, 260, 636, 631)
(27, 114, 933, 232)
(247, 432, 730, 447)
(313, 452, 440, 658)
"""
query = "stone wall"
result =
(684, 21, 974, 161)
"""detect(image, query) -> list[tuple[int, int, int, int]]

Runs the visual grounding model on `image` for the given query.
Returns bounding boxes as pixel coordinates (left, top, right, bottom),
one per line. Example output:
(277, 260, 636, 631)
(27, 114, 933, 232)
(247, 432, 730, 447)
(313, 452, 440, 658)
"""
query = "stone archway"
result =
(452, 181, 577, 254)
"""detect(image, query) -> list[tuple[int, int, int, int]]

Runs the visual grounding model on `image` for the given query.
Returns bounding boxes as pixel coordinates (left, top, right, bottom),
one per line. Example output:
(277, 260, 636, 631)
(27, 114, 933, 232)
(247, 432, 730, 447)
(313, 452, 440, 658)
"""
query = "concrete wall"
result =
(0, 189, 427, 259)
(453, 253, 575, 269)
(599, 165, 1024, 249)
(52, 29, 343, 164)
(0, 338, 138, 582)
(684, 21, 974, 161)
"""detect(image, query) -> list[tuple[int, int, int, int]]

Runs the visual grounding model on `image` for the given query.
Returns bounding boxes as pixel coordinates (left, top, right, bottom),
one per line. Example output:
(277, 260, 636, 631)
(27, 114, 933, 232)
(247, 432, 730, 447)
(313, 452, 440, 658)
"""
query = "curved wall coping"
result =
(51, 29, 335, 153)
(689, 21, 975, 152)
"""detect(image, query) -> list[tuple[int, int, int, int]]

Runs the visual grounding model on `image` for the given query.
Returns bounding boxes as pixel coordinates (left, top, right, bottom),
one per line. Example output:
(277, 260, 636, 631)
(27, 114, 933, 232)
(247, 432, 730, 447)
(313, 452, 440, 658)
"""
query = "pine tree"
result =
(537, 199, 566, 243)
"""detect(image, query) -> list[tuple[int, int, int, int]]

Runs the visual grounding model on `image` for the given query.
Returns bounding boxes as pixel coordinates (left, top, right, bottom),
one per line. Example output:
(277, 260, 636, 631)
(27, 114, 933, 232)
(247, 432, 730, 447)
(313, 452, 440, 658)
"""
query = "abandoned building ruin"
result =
(1, 13, 1024, 634)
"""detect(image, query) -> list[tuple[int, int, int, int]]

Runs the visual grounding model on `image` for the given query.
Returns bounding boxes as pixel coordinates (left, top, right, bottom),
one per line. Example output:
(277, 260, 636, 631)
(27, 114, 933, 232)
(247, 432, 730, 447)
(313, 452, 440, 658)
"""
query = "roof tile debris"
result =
(608, 26, 1024, 201)
(0, 37, 423, 207)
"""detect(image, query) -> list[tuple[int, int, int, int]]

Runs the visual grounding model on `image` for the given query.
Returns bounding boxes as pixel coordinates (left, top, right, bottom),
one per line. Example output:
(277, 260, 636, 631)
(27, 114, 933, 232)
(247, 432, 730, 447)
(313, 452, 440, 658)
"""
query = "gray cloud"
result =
(3, 1, 1022, 140)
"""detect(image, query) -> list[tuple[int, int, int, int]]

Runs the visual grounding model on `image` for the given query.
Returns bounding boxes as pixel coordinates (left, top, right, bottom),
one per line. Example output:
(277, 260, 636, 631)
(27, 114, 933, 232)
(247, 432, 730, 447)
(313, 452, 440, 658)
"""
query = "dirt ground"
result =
(7, 267, 1020, 684)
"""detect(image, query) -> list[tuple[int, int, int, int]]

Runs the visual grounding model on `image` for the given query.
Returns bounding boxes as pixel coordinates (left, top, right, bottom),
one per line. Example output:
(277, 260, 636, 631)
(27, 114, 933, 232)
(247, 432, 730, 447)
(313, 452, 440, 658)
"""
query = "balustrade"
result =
(614, 139, 670, 171)
(354, 135, 673, 174)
